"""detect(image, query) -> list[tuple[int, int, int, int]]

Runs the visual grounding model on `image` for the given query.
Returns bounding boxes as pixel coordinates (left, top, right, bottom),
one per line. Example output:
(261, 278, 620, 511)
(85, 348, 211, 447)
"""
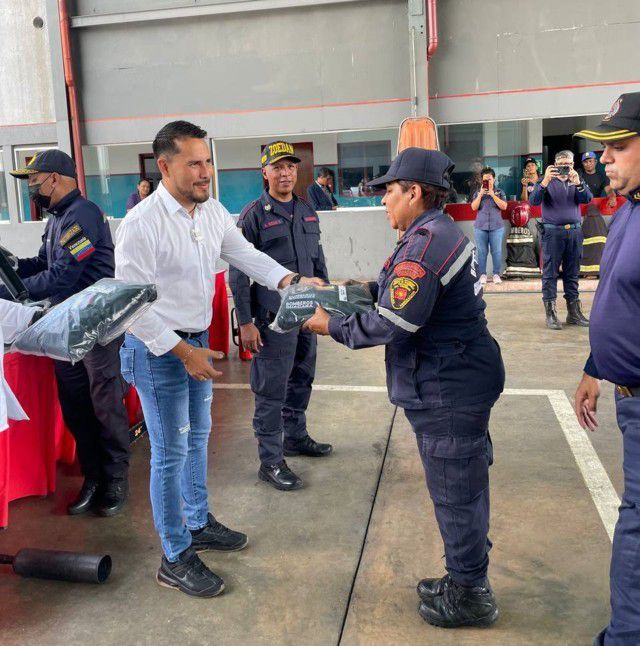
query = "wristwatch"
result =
(290, 273, 302, 285)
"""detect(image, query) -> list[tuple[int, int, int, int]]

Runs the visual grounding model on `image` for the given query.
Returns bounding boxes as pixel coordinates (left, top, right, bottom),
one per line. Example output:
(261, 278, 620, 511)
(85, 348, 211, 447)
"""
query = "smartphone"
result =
(482, 179, 490, 190)
(555, 165, 570, 177)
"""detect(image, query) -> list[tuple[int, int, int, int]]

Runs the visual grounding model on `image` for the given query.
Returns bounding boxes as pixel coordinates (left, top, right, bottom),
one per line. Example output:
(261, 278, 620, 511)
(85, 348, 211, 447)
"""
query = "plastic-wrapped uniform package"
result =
(12, 278, 157, 363)
(270, 283, 373, 333)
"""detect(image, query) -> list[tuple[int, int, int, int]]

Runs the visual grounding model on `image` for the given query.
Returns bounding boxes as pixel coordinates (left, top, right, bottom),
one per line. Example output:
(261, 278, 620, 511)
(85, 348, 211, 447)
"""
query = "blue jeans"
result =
(120, 332, 212, 562)
(595, 393, 640, 645)
(474, 228, 504, 276)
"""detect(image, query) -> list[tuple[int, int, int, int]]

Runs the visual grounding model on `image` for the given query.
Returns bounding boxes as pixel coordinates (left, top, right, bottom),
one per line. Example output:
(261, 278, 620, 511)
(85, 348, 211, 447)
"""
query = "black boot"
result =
(156, 547, 224, 598)
(259, 460, 303, 491)
(544, 300, 562, 330)
(95, 478, 128, 517)
(67, 479, 100, 515)
(417, 573, 450, 601)
(283, 435, 333, 457)
(566, 299, 589, 327)
(190, 513, 248, 552)
(418, 576, 499, 628)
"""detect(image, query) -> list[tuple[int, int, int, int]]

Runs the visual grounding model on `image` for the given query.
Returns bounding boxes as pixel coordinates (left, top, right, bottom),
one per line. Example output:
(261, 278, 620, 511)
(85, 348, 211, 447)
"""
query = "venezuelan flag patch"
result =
(67, 235, 95, 261)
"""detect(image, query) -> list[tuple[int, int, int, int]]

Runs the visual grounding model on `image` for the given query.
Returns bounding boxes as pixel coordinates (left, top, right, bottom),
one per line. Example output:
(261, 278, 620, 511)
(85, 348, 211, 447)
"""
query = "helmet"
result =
(510, 203, 530, 228)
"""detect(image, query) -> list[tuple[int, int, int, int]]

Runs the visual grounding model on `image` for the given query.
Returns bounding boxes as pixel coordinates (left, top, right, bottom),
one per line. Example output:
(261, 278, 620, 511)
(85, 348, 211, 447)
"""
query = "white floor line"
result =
(546, 389, 620, 542)
(215, 383, 388, 393)
(215, 382, 620, 541)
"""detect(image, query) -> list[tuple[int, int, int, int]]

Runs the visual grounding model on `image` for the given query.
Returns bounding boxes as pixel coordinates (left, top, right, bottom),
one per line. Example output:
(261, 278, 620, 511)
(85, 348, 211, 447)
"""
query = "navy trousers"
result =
(405, 404, 494, 587)
(250, 317, 317, 465)
(540, 225, 583, 302)
(595, 394, 640, 645)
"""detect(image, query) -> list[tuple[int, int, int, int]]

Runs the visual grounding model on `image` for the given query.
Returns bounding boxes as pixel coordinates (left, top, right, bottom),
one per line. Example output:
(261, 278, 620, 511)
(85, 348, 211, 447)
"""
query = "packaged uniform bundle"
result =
(270, 283, 373, 333)
(12, 278, 157, 362)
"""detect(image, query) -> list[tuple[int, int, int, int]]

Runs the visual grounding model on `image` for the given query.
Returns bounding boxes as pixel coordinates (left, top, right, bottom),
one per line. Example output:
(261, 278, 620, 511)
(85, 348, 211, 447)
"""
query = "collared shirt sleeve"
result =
(219, 206, 289, 291)
(0, 299, 38, 343)
(576, 182, 593, 204)
(584, 353, 601, 379)
(228, 208, 259, 326)
(115, 215, 181, 356)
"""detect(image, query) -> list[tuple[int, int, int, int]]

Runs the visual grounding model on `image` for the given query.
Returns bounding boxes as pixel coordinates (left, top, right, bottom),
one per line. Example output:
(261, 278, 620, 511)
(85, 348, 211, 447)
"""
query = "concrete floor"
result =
(0, 291, 621, 645)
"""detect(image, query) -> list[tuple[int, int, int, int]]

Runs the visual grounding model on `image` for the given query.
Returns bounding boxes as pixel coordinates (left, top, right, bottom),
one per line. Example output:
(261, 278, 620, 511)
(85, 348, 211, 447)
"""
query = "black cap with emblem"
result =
(575, 93, 640, 142)
(366, 147, 455, 190)
(261, 140, 301, 168)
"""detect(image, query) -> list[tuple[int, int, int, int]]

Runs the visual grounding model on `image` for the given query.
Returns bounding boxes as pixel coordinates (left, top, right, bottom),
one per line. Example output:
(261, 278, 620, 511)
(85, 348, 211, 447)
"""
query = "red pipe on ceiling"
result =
(427, 0, 439, 61)
(58, 0, 86, 196)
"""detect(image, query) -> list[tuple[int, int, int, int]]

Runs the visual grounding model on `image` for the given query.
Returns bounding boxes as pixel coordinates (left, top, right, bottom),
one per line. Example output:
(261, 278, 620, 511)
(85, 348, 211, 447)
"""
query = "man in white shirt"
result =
(115, 121, 323, 598)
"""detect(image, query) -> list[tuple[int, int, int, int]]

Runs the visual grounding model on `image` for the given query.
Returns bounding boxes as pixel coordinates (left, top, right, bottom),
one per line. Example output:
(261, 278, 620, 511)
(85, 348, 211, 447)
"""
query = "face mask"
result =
(28, 174, 53, 210)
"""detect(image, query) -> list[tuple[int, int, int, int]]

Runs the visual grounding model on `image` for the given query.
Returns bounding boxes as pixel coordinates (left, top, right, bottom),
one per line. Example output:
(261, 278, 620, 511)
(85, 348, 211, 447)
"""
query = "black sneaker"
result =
(283, 435, 333, 457)
(418, 576, 498, 628)
(417, 573, 450, 601)
(258, 460, 303, 491)
(156, 547, 224, 598)
(95, 478, 129, 517)
(190, 513, 248, 552)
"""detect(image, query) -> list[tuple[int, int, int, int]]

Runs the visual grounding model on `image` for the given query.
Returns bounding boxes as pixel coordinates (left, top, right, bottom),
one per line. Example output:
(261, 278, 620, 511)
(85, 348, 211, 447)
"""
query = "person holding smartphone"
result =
(529, 150, 592, 329)
(520, 157, 540, 201)
(470, 167, 508, 284)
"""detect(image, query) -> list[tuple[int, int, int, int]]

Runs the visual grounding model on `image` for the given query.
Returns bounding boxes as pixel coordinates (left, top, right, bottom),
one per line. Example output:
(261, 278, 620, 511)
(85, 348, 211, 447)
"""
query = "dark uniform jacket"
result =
(0, 189, 115, 304)
(328, 209, 505, 409)
(307, 182, 338, 211)
(229, 191, 329, 325)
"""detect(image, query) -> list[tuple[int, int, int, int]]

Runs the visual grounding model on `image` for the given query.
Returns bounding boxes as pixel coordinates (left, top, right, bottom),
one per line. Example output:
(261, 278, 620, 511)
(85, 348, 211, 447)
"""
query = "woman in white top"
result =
(0, 300, 41, 431)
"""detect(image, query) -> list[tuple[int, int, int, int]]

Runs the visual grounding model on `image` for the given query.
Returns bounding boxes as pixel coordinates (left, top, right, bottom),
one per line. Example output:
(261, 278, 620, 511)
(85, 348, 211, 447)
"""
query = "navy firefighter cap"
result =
(575, 93, 640, 142)
(10, 149, 77, 179)
(366, 147, 455, 190)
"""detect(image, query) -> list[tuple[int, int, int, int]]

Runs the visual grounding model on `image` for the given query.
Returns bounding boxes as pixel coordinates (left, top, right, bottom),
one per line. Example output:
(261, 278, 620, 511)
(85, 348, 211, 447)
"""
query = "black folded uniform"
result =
(12, 278, 157, 362)
(270, 283, 373, 333)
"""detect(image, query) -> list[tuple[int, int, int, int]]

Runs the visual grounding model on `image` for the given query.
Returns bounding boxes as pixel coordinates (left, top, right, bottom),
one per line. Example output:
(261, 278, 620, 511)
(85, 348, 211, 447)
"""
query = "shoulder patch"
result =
(393, 261, 426, 280)
(66, 235, 96, 262)
(389, 277, 419, 310)
(59, 223, 83, 247)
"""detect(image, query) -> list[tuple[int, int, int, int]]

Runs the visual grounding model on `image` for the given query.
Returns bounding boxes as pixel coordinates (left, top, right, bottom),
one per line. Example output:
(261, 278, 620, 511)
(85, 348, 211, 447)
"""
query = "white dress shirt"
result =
(115, 181, 290, 356)
(0, 301, 35, 432)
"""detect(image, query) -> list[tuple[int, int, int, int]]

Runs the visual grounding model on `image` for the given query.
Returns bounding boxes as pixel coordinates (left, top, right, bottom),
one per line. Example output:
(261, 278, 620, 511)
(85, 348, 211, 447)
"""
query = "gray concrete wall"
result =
(0, 0, 55, 127)
(72, 0, 411, 144)
(429, 0, 640, 124)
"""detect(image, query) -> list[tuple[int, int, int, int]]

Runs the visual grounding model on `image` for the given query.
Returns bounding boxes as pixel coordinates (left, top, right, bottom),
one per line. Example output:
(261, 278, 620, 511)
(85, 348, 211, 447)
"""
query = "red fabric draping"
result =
(444, 196, 624, 221)
(0, 354, 74, 528)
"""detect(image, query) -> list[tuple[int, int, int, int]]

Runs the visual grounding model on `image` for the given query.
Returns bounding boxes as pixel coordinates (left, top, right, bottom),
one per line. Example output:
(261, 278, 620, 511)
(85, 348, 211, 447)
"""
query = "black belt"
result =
(542, 222, 581, 229)
(616, 385, 640, 398)
(174, 329, 207, 339)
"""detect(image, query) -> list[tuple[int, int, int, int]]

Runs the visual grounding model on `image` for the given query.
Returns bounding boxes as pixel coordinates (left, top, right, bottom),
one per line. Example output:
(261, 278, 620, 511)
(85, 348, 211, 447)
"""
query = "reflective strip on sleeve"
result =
(439, 241, 475, 286)
(583, 236, 607, 246)
(378, 306, 421, 333)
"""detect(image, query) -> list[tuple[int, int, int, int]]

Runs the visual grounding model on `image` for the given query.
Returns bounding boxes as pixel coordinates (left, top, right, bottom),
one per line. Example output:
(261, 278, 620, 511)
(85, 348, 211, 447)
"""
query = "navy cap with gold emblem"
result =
(575, 93, 640, 142)
(10, 149, 77, 179)
(260, 140, 301, 168)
